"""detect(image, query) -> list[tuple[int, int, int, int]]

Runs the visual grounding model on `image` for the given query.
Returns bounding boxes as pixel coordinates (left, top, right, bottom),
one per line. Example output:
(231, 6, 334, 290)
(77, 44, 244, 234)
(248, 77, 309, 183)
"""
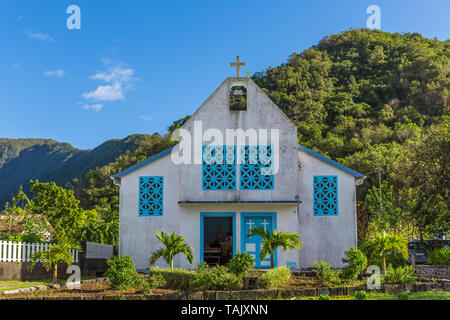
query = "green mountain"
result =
(0, 135, 150, 207)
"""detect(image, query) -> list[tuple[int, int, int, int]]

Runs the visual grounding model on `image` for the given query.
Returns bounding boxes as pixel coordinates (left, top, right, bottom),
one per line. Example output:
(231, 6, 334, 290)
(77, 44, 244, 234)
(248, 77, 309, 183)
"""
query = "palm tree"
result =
(149, 230, 194, 268)
(28, 236, 82, 283)
(362, 232, 408, 276)
(247, 226, 302, 268)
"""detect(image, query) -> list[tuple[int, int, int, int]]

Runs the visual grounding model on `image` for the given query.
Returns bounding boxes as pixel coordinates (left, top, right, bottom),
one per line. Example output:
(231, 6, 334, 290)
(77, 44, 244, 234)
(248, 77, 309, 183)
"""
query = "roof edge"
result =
(298, 144, 366, 178)
(112, 145, 176, 178)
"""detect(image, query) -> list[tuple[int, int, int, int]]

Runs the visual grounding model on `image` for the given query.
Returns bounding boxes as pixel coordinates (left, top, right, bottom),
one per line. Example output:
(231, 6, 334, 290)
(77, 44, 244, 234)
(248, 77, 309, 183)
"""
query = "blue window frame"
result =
(138, 176, 163, 216)
(202, 145, 236, 190)
(313, 175, 338, 216)
(240, 145, 274, 190)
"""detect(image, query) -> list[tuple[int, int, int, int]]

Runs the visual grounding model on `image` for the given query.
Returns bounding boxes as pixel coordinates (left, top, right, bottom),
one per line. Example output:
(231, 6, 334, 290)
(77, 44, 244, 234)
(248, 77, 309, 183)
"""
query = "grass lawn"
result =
(291, 291, 450, 300)
(0, 276, 96, 292)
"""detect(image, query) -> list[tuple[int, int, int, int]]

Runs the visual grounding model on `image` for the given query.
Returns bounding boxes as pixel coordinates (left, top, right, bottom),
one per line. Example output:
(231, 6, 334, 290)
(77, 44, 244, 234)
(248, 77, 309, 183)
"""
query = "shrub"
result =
(259, 266, 291, 289)
(104, 255, 150, 292)
(371, 251, 408, 269)
(384, 265, 417, 284)
(313, 260, 341, 287)
(148, 273, 167, 289)
(353, 290, 369, 300)
(190, 264, 240, 291)
(395, 292, 409, 300)
(148, 267, 196, 290)
(318, 294, 331, 300)
(427, 247, 450, 264)
(227, 251, 255, 278)
(341, 246, 368, 280)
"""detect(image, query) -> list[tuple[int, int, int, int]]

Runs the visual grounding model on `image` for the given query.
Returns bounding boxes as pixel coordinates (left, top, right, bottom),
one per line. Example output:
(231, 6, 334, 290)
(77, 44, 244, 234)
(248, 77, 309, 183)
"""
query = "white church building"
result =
(112, 61, 366, 269)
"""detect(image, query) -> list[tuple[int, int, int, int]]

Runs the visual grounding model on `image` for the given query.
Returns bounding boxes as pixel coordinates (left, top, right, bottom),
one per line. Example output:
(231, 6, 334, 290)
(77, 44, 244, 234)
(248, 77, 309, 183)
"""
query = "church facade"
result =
(112, 75, 366, 270)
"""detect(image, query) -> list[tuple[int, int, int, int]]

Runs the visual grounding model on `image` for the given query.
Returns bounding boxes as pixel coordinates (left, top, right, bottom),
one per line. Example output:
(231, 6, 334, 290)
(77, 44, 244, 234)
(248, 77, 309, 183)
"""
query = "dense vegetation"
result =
(0, 135, 149, 207)
(0, 29, 448, 245)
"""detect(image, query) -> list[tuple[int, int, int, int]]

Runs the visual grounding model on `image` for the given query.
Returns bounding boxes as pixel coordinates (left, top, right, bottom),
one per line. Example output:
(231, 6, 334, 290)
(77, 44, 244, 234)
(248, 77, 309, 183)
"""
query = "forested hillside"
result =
(0, 135, 149, 206)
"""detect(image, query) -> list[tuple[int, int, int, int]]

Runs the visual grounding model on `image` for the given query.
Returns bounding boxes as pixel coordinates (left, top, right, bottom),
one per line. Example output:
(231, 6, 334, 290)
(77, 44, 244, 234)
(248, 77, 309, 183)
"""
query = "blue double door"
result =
(241, 213, 276, 268)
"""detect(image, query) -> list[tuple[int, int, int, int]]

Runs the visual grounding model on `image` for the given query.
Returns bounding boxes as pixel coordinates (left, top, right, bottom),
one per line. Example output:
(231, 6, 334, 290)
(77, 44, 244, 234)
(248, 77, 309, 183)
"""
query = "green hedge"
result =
(259, 266, 291, 289)
(148, 267, 196, 290)
(427, 247, 450, 265)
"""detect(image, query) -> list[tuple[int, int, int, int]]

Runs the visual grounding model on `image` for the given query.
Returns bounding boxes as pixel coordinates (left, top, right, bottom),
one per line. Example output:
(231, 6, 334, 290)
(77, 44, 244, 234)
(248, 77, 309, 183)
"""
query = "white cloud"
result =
(83, 104, 103, 112)
(139, 115, 153, 121)
(90, 67, 133, 83)
(82, 64, 136, 103)
(82, 83, 124, 101)
(44, 70, 64, 77)
(23, 28, 54, 42)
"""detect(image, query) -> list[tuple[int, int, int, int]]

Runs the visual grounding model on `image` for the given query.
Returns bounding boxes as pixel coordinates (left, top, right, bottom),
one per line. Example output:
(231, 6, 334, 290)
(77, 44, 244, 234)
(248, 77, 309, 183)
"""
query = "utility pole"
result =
(375, 167, 384, 212)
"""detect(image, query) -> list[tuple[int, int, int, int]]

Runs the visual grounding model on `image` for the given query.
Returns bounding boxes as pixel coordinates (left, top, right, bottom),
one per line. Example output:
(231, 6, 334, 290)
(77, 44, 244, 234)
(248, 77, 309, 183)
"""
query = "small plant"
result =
(247, 226, 302, 268)
(148, 267, 196, 290)
(395, 292, 409, 300)
(227, 251, 255, 278)
(427, 247, 450, 264)
(28, 236, 82, 284)
(341, 246, 368, 281)
(353, 290, 369, 300)
(259, 266, 291, 289)
(313, 260, 341, 287)
(318, 294, 331, 300)
(148, 273, 167, 289)
(104, 255, 150, 292)
(149, 230, 194, 269)
(384, 265, 417, 284)
(360, 233, 408, 276)
(190, 264, 240, 291)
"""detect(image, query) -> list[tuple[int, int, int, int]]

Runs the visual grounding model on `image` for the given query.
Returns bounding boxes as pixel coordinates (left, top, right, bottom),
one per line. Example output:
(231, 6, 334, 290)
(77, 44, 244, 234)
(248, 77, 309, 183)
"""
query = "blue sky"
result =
(1, 0, 449, 150)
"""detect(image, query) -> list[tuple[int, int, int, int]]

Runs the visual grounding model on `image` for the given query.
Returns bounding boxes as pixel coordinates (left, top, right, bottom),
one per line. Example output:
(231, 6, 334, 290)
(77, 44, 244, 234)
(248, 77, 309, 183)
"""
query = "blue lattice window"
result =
(202, 146, 236, 190)
(240, 145, 274, 190)
(139, 176, 163, 216)
(313, 176, 338, 216)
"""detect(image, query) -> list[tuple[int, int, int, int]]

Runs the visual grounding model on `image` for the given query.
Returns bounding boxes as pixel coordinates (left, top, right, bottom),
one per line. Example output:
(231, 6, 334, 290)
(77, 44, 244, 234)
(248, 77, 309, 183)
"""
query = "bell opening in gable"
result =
(229, 85, 247, 111)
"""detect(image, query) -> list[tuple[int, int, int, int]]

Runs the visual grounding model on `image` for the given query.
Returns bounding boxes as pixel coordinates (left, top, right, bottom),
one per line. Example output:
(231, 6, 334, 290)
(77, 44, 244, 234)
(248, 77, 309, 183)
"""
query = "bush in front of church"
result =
(227, 251, 255, 278)
(105, 255, 151, 292)
(313, 260, 342, 287)
(148, 266, 196, 290)
(190, 263, 240, 291)
(341, 246, 368, 281)
(259, 266, 291, 289)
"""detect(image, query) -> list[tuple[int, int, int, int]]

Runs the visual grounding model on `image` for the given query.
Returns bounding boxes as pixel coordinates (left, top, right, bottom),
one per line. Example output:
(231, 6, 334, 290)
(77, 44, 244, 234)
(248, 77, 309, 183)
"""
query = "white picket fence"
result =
(0, 240, 79, 263)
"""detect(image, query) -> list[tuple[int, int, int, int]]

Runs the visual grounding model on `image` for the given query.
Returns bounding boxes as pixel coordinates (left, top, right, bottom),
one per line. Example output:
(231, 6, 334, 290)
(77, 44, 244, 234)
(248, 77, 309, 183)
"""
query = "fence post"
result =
(7, 241, 12, 262)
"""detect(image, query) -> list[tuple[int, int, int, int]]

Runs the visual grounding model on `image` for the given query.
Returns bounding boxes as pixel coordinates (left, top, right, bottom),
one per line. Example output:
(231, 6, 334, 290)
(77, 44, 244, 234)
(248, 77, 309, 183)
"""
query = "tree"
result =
(28, 236, 82, 283)
(28, 180, 97, 242)
(149, 230, 194, 268)
(360, 232, 408, 276)
(247, 226, 302, 268)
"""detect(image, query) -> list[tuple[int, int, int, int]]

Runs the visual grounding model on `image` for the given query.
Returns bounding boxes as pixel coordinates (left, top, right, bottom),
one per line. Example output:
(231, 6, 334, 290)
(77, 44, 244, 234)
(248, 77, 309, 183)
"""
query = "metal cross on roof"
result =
(230, 56, 246, 78)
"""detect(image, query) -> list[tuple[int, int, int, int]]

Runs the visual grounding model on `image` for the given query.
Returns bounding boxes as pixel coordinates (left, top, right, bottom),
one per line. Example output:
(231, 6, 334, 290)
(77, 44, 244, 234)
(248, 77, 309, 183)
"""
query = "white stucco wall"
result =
(297, 150, 358, 268)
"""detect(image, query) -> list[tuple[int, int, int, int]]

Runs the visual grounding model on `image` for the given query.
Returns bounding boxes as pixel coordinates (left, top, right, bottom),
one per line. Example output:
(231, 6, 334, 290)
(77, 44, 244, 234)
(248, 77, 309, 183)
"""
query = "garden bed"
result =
(0, 274, 447, 300)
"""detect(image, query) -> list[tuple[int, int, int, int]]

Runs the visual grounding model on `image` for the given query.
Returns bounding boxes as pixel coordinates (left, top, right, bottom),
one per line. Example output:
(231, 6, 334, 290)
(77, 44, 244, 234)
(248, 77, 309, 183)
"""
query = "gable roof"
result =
(112, 145, 176, 179)
(298, 145, 366, 178)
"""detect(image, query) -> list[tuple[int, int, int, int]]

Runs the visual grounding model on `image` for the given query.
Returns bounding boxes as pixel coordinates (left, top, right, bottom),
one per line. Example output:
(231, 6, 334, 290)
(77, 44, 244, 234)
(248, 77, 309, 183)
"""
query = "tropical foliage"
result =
(247, 226, 302, 268)
(360, 232, 409, 275)
(149, 230, 195, 268)
(28, 236, 82, 283)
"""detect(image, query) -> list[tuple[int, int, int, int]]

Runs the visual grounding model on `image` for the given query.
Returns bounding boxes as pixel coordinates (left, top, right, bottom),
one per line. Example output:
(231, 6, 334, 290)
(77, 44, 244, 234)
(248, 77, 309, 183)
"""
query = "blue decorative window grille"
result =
(139, 176, 163, 216)
(240, 145, 274, 190)
(202, 146, 236, 190)
(313, 176, 338, 216)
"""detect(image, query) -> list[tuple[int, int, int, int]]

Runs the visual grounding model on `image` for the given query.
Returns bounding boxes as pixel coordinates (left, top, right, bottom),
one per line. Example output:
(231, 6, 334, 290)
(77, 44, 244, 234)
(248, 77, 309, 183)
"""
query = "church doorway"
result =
(200, 213, 236, 266)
